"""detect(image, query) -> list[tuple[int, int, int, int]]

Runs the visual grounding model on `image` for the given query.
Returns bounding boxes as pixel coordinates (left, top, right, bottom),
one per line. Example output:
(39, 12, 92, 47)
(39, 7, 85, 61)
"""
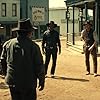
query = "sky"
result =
(49, 0, 66, 8)
(49, 0, 93, 16)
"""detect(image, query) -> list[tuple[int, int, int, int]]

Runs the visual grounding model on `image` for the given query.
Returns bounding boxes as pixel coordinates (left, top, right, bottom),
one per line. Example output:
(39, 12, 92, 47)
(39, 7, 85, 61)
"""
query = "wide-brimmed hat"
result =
(83, 20, 92, 26)
(46, 21, 57, 28)
(12, 18, 37, 32)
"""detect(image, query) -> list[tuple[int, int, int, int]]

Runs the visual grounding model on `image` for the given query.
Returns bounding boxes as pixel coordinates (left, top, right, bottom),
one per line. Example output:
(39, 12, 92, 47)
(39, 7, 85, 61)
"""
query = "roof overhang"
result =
(65, 0, 95, 9)
(0, 21, 17, 25)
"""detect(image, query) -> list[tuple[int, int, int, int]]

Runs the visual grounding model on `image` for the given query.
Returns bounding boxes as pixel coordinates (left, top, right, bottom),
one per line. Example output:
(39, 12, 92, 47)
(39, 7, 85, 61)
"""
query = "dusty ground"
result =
(0, 39, 100, 100)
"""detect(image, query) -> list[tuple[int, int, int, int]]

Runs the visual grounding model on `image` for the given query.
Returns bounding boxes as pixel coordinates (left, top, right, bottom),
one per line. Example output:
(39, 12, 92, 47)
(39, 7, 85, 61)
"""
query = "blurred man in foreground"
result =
(1, 18, 45, 100)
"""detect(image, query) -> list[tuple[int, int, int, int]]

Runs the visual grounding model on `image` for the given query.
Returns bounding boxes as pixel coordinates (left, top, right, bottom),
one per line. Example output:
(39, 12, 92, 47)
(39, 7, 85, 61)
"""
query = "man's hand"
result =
(38, 79, 45, 91)
(42, 47, 45, 55)
(38, 83, 44, 91)
(59, 47, 61, 54)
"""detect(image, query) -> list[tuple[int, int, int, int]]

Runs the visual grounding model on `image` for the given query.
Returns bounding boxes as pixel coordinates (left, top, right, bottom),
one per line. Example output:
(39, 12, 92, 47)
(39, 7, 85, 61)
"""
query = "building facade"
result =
(0, 0, 20, 41)
(0, 0, 49, 40)
(49, 7, 79, 37)
(65, 0, 100, 45)
(20, 0, 49, 39)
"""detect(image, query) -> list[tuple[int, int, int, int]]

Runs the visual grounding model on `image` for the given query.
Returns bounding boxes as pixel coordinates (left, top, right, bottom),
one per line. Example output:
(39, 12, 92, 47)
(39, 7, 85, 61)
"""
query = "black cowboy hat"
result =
(83, 20, 92, 26)
(12, 18, 37, 32)
(46, 21, 57, 28)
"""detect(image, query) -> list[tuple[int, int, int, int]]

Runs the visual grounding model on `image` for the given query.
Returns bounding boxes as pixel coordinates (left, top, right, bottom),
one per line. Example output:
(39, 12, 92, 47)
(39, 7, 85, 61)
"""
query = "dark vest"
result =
(86, 29, 94, 46)
(45, 30, 59, 47)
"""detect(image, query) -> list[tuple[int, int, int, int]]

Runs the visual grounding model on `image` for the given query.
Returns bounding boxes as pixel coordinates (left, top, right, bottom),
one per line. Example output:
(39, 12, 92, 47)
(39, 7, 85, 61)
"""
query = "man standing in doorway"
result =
(42, 21, 61, 78)
(81, 20, 98, 77)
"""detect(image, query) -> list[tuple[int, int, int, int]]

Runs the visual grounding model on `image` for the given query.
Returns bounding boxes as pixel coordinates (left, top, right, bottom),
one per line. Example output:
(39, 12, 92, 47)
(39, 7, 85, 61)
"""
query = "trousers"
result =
(9, 86, 37, 100)
(44, 47, 58, 75)
(84, 46, 97, 73)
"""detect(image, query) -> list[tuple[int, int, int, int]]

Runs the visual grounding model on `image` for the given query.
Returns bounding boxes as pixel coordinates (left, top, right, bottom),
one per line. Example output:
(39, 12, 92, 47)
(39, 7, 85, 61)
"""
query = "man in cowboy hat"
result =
(0, 18, 45, 100)
(42, 21, 61, 78)
(81, 20, 98, 77)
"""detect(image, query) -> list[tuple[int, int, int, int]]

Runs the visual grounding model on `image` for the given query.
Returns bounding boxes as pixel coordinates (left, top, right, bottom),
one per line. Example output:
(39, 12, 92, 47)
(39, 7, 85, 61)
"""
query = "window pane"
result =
(12, 4, 17, 16)
(1, 3, 6, 17)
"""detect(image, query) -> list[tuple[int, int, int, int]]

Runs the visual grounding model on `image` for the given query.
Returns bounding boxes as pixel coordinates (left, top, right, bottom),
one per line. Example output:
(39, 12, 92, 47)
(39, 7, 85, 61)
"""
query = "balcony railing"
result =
(65, 0, 83, 5)
(65, 0, 95, 5)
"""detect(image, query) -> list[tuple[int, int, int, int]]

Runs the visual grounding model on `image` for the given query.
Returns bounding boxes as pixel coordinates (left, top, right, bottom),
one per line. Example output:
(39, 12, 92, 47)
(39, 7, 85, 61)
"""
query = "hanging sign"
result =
(32, 7, 45, 22)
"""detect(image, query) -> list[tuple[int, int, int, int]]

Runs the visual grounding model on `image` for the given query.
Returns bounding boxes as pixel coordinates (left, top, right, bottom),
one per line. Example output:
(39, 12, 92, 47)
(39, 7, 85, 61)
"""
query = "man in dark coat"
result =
(42, 21, 61, 78)
(0, 31, 17, 76)
(0, 18, 45, 100)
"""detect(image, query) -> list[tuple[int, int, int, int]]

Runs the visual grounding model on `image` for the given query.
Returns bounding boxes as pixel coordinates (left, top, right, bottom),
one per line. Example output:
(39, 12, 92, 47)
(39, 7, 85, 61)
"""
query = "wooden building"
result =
(65, 0, 100, 45)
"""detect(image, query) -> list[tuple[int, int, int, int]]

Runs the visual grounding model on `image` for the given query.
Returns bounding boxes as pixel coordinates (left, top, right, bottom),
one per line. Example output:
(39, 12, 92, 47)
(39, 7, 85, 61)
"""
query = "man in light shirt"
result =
(81, 20, 98, 77)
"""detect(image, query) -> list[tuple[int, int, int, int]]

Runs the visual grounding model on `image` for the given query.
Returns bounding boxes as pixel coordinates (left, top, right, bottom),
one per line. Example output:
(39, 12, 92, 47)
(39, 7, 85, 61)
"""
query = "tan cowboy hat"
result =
(46, 21, 57, 28)
(12, 18, 37, 32)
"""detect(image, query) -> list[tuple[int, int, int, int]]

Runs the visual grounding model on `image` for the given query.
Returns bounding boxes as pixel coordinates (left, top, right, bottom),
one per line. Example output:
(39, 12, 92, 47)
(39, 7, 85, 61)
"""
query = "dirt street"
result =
(0, 39, 100, 100)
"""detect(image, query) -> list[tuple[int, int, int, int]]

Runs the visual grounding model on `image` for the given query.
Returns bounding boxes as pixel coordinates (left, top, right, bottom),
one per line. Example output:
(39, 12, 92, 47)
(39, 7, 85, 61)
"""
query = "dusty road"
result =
(0, 39, 100, 100)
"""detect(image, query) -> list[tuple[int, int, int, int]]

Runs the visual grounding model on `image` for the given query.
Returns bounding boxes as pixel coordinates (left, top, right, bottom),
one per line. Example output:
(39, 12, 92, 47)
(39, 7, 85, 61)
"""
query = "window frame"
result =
(12, 3, 17, 17)
(1, 3, 6, 17)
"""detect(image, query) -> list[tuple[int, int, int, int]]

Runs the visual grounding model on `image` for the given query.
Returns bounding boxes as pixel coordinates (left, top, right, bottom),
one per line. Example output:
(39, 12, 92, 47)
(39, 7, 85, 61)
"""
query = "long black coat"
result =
(1, 36, 45, 89)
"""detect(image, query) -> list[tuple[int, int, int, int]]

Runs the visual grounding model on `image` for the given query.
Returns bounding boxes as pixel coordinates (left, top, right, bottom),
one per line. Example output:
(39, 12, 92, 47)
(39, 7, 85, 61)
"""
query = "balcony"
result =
(66, 0, 82, 5)
(65, 0, 95, 8)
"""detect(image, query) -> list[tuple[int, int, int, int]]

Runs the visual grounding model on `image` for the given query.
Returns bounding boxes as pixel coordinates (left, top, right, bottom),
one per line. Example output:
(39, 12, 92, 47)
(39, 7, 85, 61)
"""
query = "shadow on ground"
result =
(46, 75, 89, 82)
